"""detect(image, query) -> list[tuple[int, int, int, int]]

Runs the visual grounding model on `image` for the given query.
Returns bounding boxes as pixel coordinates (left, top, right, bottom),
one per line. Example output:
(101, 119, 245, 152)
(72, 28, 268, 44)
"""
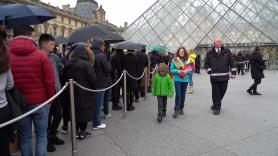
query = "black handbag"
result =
(5, 86, 27, 143)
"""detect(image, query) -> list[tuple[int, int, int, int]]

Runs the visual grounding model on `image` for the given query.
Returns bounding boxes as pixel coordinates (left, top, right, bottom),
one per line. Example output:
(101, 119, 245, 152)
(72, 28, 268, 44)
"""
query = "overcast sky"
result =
(41, 0, 157, 27)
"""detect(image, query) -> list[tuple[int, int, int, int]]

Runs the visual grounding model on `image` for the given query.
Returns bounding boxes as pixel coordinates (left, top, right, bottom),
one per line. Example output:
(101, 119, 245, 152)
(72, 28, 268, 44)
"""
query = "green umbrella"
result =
(148, 45, 167, 53)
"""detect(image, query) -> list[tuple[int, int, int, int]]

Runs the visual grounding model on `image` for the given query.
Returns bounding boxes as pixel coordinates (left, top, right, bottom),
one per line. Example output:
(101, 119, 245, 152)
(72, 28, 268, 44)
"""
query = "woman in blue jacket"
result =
(170, 47, 192, 118)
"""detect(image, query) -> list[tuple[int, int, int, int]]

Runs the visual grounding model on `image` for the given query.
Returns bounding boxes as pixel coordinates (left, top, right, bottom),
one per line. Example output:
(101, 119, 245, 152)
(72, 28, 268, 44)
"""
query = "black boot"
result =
(112, 105, 123, 110)
(157, 113, 163, 122)
(47, 139, 56, 152)
(247, 89, 253, 95)
(162, 109, 166, 117)
(51, 136, 64, 145)
(179, 108, 184, 115)
(127, 105, 135, 111)
(173, 108, 179, 119)
(213, 109, 220, 115)
(253, 91, 262, 95)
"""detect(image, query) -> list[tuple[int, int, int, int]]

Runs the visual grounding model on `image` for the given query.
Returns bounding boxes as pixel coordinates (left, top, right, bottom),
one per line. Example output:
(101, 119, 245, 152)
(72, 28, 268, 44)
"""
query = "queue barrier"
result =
(0, 65, 158, 156)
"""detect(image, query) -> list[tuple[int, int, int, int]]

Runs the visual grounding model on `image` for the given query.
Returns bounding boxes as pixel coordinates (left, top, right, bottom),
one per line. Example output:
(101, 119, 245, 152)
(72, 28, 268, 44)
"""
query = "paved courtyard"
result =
(49, 70, 278, 156)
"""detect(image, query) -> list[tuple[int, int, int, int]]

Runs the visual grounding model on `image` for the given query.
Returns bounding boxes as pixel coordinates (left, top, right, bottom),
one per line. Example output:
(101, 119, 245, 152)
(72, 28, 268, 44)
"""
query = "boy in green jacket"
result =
(152, 63, 174, 122)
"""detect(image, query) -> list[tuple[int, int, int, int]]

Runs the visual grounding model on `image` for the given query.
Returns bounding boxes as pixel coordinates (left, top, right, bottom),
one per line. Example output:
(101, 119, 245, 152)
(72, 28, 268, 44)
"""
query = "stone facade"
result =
(1, 0, 88, 38)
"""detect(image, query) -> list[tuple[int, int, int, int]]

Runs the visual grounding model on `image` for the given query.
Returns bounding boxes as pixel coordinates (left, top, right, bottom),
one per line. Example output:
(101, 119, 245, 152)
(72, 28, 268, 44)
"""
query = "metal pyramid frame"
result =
(122, 0, 278, 52)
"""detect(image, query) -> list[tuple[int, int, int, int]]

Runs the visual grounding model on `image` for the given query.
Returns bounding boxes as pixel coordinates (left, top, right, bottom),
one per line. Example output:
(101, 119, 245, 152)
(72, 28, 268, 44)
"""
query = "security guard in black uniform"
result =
(205, 38, 237, 115)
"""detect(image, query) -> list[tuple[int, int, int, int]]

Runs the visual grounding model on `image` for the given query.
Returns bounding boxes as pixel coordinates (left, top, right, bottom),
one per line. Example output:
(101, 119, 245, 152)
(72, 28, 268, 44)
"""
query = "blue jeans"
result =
(174, 82, 188, 109)
(20, 105, 48, 156)
(93, 91, 104, 127)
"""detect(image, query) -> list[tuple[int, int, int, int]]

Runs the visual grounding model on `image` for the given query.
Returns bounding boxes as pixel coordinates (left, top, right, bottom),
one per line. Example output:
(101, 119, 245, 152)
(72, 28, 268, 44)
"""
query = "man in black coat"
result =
(236, 52, 245, 75)
(247, 46, 265, 95)
(92, 39, 112, 129)
(122, 50, 140, 111)
(134, 49, 148, 99)
(205, 38, 237, 115)
(110, 49, 124, 110)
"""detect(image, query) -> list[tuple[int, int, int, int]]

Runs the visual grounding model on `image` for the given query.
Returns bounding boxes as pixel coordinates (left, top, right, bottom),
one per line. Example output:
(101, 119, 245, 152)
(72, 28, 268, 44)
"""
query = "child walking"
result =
(152, 63, 174, 122)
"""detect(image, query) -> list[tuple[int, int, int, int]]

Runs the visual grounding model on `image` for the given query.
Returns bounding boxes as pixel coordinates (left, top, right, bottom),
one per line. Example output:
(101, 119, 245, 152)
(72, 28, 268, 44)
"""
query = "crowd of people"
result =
(0, 25, 266, 156)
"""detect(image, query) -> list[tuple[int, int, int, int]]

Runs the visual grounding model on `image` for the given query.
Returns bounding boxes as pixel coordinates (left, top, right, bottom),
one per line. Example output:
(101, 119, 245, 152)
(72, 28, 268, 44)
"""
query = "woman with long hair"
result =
(247, 46, 266, 95)
(0, 26, 14, 156)
(63, 44, 97, 139)
(170, 47, 192, 118)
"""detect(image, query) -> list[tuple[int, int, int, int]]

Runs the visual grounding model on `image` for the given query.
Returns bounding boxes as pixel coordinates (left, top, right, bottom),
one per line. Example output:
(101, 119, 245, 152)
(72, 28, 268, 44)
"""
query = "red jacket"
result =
(9, 36, 55, 105)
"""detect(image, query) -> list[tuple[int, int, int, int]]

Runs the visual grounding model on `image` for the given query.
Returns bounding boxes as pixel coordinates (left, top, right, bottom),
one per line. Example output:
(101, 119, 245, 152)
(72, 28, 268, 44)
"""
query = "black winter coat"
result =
(63, 49, 97, 122)
(205, 46, 237, 82)
(122, 53, 139, 89)
(236, 54, 245, 65)
(93, 48, 112, 88)
(136, 51, 148, 76)
(150, 52, 163, 68)
(250, 52, 265, 79)
(110, 51, 124, 81)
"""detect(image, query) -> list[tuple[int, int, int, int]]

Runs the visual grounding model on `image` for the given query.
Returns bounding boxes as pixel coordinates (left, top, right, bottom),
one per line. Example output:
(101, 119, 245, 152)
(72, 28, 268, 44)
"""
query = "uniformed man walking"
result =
(205, 38, 237, 115)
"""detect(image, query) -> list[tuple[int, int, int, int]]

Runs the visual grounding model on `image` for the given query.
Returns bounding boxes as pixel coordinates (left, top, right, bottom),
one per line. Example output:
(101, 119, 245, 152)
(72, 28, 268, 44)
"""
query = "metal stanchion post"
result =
(123, 70, 127, 119)
(69, 79, 77, 156)
(144, 67, 148, 100)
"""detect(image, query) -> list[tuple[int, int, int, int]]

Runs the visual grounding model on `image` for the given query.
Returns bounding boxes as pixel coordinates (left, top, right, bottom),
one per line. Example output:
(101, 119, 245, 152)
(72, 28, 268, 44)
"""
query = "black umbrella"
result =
(69, 24, 125, 44)
(68, 25, 108, 43)
(94, 24, 125, 43)
(96, 33, 125, 44)
(112, 42, 146, 50)
(0, 3, 56, 28)
(54, 36, 67, 45)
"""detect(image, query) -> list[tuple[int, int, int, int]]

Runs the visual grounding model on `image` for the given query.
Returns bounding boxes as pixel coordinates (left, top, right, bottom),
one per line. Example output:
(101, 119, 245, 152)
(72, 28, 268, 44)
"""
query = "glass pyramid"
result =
(122, 0, 278, 52)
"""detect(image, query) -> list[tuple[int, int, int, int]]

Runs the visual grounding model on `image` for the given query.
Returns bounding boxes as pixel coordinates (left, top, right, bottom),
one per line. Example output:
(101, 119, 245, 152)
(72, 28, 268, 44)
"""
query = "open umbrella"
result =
(148, 44, 167, 53)
(112, 41, 146, 50)
(54, 36, 67, 45)
(68, 25, 108, 43)
(0, 3, 56, 28)
(94, 24, 125, 43)
(95, 33, 125, 43)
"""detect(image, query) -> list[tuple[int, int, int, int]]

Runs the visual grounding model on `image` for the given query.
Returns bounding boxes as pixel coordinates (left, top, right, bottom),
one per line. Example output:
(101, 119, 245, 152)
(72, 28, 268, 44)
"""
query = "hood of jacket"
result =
(158, 63, 169, 76)
(9, 36, 37, 56)
(71, 45, 90, 61)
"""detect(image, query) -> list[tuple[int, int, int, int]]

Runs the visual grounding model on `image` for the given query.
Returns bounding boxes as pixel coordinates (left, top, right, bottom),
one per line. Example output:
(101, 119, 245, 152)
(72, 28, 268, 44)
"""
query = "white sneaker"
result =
(92, 123, 107, 130)
(104, 114, 112, 119)
(187, 86, 193, 94)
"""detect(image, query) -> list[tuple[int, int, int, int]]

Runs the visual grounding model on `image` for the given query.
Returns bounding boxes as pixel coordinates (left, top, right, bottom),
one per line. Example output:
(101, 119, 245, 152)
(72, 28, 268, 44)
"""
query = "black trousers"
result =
(0, 105, 11, 156)
(134, 83, 140, 100)
(48, 96, 63, 136)
(211, 81, 228, 110)
(157, 96, 167, 114)
(112, 81, 121, 107)
(249, 79, 261, 92)
(127, 87, 134, 108)
(76, 122, 87, 132)
(195, 65, 201, 74)
(237, 64, 244, 75)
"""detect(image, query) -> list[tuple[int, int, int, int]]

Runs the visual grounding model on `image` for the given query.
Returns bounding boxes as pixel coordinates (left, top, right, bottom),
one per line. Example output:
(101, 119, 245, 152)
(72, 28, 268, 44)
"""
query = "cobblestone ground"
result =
(47, 70, 278, 156)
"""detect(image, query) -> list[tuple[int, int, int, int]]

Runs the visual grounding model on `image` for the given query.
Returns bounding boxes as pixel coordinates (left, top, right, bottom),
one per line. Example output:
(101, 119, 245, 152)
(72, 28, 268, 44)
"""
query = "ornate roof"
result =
(77, 0, 98, 5)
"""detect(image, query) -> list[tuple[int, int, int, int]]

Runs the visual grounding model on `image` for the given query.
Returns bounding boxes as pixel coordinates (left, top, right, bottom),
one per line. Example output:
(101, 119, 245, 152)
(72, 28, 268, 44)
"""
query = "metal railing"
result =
(265, 60, 278, 70)
(0, 65, 158, 156)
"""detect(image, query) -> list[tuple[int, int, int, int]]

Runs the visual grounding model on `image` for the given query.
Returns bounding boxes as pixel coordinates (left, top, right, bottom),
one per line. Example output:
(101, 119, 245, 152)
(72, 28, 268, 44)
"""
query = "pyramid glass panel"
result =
(123, 0, 278, 52)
